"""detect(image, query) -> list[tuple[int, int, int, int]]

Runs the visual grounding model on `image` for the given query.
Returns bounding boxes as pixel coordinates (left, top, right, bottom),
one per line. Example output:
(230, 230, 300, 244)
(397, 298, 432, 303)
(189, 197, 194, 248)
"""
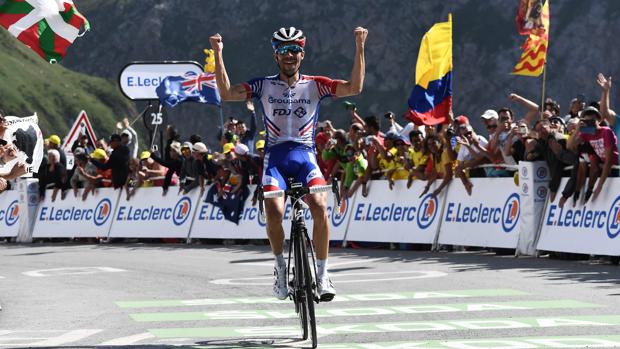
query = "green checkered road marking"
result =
(148, 315, 620, 338)
(130, 299, 598, 322)
(116, 289, 528, 308)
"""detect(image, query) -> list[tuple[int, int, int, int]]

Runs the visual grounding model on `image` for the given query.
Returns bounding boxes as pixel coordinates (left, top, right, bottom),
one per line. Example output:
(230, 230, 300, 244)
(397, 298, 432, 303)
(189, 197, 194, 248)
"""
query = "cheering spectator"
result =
(238, 101, 258, 154)
(164, 125, 181, 162)
(596, 74, 620, 165)
(71, 134, 94, 155)
(181, 142, 209, 195)
(96, 138, 111, 155)
(82, 148, 113, 190)
(344, 143, 368, 197)
(119, 118, 139, 159)
(40, 149, 67, 202)
(90, 134, 130, 189)
(563, 95, 586, 123)
(151, 141, 183, 195)
(179, 142, 198, 193)
(385, 137, 410, 190)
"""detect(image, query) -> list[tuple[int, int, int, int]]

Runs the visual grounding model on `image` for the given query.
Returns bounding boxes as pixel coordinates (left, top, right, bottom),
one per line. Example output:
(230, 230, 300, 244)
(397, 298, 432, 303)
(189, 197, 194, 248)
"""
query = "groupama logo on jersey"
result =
(0, 200, 19, 226)
(115, 196, 192, 226)
(352, 194, 439, 230)
(38, 198, 112, 226)
(445, 193, 520, 233)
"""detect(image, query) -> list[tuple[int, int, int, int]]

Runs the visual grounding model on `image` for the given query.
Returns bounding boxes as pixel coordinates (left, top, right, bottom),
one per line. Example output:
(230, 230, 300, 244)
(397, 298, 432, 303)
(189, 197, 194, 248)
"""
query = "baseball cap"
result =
(480, 110, 499, 120)
(234, 143, 249, 155)
(170, 141, 182, 154)
(255, 140, 265, 150)
(181, 141, 193, 150)
(581, 106, 601, 119)
(455, 115, 469, 125)
(388, 147, 398, 157)
(548, 116, 566, 126)
(48, 134, 61, 145)
(139, 151, 151, 160)
(222, 142, 235, 154)
(192, 142, 208, 153)
(385, 131, 400, 141)
(90, 148, 107, 160)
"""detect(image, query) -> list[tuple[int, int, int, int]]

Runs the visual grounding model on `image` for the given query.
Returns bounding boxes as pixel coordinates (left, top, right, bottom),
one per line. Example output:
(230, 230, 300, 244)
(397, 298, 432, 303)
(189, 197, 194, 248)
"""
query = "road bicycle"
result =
(259, 179, 340, 348)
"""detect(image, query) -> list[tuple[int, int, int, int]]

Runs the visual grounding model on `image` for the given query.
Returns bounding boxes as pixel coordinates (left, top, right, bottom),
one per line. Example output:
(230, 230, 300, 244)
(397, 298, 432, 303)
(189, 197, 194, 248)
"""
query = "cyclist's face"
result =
(274, 46, 304, 77)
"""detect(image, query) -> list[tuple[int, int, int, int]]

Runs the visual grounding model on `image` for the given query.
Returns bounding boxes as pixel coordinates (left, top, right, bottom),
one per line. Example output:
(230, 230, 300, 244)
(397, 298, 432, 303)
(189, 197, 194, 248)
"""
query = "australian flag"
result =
(204, 185, 250, 225)
(156, 71, 221, 108)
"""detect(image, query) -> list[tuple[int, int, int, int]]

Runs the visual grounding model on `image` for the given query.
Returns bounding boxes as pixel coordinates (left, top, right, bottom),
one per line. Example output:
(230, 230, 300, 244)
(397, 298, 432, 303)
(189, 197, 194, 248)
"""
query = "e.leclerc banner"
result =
(32, 188, 119, 238)
(438, 178, 521, 248)
(537, 178, 620, 256)
(108, 187, 200, 238)
(0, 190, 20, 237)
(190, 185, 350, 240)
(345, 180, 441, 243)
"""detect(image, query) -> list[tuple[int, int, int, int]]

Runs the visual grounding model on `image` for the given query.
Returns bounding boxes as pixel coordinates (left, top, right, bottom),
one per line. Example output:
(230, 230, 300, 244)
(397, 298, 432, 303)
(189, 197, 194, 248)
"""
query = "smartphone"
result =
(580, 126, 597, 135)
(518, 125, 528, 135)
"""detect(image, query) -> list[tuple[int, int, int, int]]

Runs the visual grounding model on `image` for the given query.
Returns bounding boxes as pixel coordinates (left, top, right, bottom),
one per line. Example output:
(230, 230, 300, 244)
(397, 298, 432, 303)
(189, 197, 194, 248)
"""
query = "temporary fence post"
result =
(340, 187, 359, 248)
(431, 181, 450, 252)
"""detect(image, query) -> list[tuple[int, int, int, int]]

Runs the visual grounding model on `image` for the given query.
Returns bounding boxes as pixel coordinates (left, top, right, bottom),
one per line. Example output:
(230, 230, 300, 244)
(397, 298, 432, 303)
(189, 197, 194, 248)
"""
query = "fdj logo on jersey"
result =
(545, 195, 620, 239)
(116, 197, 192, 226)
(0, 200, 19, 226)
(445, 193, 520, 233)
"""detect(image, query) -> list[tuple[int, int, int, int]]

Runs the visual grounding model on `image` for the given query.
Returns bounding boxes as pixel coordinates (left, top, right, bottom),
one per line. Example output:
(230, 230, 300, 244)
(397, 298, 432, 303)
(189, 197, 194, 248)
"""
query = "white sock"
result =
(317, 259, 328, 279)
(275, 253, 286, 269)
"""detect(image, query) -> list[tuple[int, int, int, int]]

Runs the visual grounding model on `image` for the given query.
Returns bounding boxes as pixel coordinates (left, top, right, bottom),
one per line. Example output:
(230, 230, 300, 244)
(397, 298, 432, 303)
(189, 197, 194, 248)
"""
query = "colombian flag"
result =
(406, 14, 452, 126)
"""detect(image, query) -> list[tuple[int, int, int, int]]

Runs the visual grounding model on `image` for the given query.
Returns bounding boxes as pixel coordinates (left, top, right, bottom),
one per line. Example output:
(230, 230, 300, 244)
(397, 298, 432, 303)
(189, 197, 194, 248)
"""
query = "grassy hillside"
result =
(0, 29, 136, 139)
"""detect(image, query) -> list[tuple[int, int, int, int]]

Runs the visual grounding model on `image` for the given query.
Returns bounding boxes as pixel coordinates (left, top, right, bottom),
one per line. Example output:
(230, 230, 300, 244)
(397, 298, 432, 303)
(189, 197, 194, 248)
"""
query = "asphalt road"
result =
(1, 242, 620, 348)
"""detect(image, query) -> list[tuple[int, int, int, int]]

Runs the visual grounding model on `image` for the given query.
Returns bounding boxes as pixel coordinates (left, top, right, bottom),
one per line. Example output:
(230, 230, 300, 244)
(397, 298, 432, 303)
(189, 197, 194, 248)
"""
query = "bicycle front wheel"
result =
(300, 230, 318, 348)
(293, 228, 309, 341)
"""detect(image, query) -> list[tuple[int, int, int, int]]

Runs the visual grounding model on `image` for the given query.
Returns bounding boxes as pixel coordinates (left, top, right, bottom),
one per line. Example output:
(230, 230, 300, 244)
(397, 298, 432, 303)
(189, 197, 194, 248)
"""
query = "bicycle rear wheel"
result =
(300, 229, 318, 348)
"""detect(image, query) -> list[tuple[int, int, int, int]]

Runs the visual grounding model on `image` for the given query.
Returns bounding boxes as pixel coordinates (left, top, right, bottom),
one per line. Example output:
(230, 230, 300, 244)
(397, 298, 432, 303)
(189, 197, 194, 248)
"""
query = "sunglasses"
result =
(275, 44, 304, 55)
(486, 124, 498, 129)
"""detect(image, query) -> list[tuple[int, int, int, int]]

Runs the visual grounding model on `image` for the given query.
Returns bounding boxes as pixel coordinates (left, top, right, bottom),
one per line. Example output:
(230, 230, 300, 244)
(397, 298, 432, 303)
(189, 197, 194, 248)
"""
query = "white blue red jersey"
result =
(243, 74, 341, 191)
(243, 74, 341, 150)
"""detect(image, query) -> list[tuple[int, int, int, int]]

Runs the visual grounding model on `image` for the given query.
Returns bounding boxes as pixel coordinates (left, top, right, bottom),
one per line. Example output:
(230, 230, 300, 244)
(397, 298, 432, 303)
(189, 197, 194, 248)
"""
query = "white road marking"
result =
(236, 258, 387, 268)
(99, 332, 155, 346)
(211, 270, 447, 285)
(22, 267, 127, 277)
(0, 330, 102, 347)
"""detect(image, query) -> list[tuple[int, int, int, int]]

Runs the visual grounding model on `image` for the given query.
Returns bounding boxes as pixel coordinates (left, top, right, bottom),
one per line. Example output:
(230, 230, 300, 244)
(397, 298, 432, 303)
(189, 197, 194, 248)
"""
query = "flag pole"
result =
(218, 106, 225, 135)
(540, 64, 547, 118)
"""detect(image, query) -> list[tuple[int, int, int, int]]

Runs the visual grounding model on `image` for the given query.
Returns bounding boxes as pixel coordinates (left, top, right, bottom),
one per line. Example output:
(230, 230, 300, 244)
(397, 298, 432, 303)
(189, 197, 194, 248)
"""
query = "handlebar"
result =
(258, 180, 342, 220)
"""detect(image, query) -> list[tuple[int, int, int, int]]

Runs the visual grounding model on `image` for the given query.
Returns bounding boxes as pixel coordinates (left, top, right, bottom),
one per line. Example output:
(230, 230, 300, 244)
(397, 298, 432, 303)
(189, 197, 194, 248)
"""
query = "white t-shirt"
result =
(457, 135, 488, 162)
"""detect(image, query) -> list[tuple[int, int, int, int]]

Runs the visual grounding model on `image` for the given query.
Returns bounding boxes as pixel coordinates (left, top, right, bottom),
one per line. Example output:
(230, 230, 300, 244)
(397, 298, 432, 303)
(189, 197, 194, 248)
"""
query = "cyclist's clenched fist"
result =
(209, 33, 223, 52)
(354, 27, 368, 47)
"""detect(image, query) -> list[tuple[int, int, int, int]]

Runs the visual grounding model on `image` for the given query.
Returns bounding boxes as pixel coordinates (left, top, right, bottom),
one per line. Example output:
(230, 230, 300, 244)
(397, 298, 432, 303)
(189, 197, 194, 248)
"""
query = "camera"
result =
(384, 111, 395, 119)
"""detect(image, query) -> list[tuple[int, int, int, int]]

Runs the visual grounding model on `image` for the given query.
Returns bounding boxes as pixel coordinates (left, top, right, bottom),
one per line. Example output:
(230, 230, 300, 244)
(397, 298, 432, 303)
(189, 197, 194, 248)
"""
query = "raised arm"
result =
(209, 33, 248, 101)
(335, 27, 368, 97)
(509, 93, 540, 125)
(596, 74, 616, 126)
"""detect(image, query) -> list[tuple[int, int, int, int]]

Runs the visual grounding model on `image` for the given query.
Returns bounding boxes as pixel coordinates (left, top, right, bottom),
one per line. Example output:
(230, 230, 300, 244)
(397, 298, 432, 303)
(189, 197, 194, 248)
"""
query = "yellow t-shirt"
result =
(434, 150, 453, 177)
(408, 148, 428, 168)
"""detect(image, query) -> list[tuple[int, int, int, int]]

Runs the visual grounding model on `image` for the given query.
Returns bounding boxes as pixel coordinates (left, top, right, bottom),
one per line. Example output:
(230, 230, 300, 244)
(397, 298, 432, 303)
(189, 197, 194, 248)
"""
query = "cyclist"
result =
(209, 26, 367, 301)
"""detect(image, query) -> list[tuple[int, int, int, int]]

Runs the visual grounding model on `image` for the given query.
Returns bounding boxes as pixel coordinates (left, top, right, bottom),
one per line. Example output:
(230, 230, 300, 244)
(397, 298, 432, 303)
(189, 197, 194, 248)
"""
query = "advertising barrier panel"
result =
(517, 161, 550, 256)
(537, 178, 620, 256)
(190, 185, 350, 240)
(108, 188, 200, 238)
(438, 178, 521, 248)
(0, 190, 21, 237)
(32, 188, 119, 238)
(345, 180, 441, 243)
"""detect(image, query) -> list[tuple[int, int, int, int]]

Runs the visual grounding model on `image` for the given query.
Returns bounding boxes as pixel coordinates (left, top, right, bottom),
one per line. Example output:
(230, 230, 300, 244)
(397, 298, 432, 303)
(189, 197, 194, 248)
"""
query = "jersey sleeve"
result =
(603, 127, 617, 148)
(242, 78, 264, 100)
(311, 76, 342, 99)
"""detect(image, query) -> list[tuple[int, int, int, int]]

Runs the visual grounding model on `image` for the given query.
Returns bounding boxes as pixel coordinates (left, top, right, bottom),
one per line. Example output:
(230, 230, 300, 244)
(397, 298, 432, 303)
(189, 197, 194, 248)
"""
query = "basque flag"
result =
(406, 14, 453, 126)
(156, 71, 221, 108)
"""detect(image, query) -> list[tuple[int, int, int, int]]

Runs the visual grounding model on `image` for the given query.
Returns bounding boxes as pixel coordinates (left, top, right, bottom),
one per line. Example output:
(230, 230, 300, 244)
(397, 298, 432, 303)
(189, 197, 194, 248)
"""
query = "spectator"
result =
(251, 139, 266, 206)
(124, 157, 142, 200)
(420, 133, 453, 197)
(344, 143, 368, 197)
(151, 141, 183, 195)
(596, 74, 620, 165)
(41, 149, 67, 202)
(385, 137, 410, 190)
(570, 106, 619, 202)
(238, 101, 258, 154)
(96, 138, 110, 155)
(164, 125, 181, 163)
(181, 142, 209, 195)
(180, 142, 197, 193)
(563, 95, 586, 123)
(233, 143, 260, 187)
(83, 148, 113, 189)
(71, 134, 94, 155)
(70, 147, 98, 201)
(120, 117, 139, 159)
(455, 124, 489, 195)
(406, 130, 428, 188)
(90, 134, 130, 189)
(139, 151, 166, 187)
(47, 134, 66, 168)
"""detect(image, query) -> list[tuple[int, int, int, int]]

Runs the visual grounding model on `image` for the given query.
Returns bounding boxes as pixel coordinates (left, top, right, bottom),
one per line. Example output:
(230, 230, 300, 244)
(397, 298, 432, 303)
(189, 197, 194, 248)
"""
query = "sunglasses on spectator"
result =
(486, 124, 498, 129)
(276, 45, 304, 55)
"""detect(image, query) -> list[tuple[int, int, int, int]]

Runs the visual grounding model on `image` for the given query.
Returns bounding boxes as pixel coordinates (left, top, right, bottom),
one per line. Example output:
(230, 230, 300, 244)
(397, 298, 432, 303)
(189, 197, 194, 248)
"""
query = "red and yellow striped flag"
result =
(512, 0, 549, 77)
